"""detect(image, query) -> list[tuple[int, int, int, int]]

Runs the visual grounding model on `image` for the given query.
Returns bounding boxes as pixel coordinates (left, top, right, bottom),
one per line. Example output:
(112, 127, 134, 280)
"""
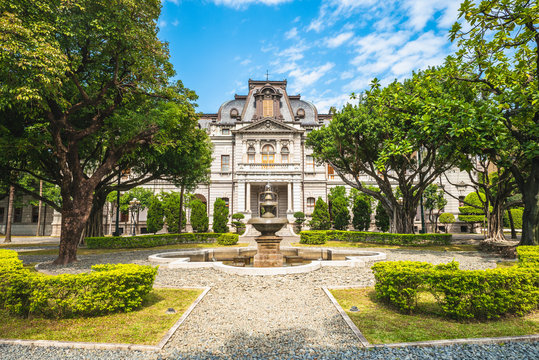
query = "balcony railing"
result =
(236, 162, 301, 172)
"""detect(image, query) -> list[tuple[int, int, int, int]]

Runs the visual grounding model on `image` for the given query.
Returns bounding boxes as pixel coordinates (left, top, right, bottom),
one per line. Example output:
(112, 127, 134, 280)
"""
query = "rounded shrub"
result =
(213, 198, 229, 233)
(331, 196, 350, 230)
(352, 196, 372, 231)
(309, 197, 331, 230)
(146, 195, 164, 234)
(438, 213, 455, 233)
(190, 199, 209, 232)
(217, 233, 239, 245)
(375, 202, 390, 232)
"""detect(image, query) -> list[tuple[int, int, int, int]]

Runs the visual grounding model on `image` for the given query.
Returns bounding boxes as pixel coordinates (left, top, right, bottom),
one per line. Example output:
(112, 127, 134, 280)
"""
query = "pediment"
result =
(235, 118, 302, 134)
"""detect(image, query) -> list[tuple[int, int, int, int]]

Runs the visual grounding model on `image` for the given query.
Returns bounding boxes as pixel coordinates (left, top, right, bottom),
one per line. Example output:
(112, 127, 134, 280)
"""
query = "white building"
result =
(1, 79, 472, 236)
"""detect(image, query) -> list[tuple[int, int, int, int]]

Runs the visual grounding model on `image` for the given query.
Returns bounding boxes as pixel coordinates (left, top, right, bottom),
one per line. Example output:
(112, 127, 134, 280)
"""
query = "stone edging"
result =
(322, 286, 539, 348)
(0, 286, 211, 352)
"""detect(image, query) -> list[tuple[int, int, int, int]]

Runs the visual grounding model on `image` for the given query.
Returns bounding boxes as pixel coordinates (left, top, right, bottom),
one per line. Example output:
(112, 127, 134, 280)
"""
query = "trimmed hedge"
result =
(217, 233, 239, 245)
(86, 233, 222, 249)
(0, 251, 157, 318)
(517, 246, 539, 267)
(372, 259, 538, 320)
(299, 230, 452, 246)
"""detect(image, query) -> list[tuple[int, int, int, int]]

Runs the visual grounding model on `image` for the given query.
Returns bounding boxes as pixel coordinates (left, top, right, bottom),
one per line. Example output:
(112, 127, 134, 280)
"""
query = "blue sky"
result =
(158, 0, 461, 113)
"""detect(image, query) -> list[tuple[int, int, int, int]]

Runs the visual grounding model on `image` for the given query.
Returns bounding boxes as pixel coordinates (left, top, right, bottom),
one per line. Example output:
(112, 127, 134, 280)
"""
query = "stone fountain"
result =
(248, 183, 288, 267)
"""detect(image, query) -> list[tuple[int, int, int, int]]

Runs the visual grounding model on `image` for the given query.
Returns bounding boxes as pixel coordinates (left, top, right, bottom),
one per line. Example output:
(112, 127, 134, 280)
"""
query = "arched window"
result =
(247, 146, 255, 163)
(261, 144, 275, 165)
(281, 146, 289, 163)
(306, 197, 315, 213)
(327, 164, 335, 179)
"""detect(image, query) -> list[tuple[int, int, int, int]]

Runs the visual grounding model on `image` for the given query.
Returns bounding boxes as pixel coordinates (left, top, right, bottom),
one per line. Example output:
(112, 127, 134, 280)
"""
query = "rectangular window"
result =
(222, 197, 230, 208)
(221, 155, 230, 172)
(263, 99, 273, 117)
(282, 154, 289, 163)
(306, 155, 314, 171)
(327, 164, 335, 180)
(0, 207, 4, 223)
(120, 211, 128, 222)
(32, 206, 39, 223)
(222, 128, 230, 135)
(248, 154, 255, 163)
(13, 208, 23, 223)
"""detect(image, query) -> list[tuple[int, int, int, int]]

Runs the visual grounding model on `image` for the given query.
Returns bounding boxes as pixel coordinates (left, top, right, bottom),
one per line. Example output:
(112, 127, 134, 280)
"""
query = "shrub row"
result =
(517, 246, 539, 267)
(299, 230, 452, 246)
(86, 233, 223, 249)
(0, 250, 157, 318)
(216, 233, 239, 245)
(371, 257, 538, 320)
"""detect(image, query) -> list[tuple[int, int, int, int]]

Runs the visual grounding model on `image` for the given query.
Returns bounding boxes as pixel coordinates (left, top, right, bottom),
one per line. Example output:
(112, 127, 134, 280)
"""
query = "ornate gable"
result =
(235, 118, 303, 134)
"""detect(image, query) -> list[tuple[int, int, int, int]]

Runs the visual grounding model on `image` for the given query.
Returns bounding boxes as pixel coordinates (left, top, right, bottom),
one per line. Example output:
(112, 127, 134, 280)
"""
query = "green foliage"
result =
(190, 199, 209, 233)
(212, 198, 229, 233)
(86, 233, 221, 249)
(146, 195, 164, 234)
(328, 186, 347, 203)
(517, 246, 539, 268)
(299, 231, 327, 245)
(438, 213, 455, 233)
(503, 208, 524, 229)
(293, 212, 306, 225)
(458, 192, 488, 224)
(331, 196, 350, 230)
(375, 202, 390, 232)
(309, 197, 331, 230)
(300, 230, 451, 247)
(216, 233, 239, 246)
(0, 253, 157, 318)
(352, 195, 372, 231)
(372, 261, 538, 320)
(162, 192, 186, 233)
(231, 213, 245, 234)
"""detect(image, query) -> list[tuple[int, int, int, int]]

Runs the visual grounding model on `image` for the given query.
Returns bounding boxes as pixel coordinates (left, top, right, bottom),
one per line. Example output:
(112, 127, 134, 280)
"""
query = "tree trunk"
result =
(507, 209, 517, 240)
(4, 186, 14, 243)
(485, 205, 505, 242)
(515, 157, 538, 246)
(178, 185, 185, 234)
(393, 204, 416, 234)
(85, 194, 106, 238)
(36, 180, 43, 237)
(53, 190, 94, 265)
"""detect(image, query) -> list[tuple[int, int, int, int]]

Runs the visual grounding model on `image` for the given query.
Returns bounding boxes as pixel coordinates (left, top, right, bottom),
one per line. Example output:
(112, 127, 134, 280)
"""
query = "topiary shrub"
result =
(331, 196, 350, 230)
(517, 246, 539, 267)
(299, 230, 327, 244)
(213, 198, 229, 233)
(190, 199, 209, 232)
(458, 192, 488, 231)
(146, 195, 164, 234)
(309, 197, 331, 230)
(217, 233, 239, 245)
(352, 195, 372, 231)
(375, 202, 390, 232)
(438, 213, 455, 233)
(293, 211, 306, 232)
(231, 213, 245, 234)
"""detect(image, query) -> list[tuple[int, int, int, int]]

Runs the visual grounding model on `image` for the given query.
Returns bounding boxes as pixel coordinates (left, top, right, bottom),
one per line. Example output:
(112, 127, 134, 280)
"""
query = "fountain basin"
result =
(148, 247, 386, 276)
(248, 217, 288, 236)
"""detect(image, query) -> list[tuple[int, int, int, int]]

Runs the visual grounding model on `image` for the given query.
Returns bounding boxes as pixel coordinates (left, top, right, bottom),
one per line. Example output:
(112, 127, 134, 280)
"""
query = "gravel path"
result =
(4, 248, 537, 359)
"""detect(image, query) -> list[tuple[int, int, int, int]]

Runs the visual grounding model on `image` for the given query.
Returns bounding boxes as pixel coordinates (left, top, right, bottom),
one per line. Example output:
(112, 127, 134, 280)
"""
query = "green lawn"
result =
(330, 287, 539, 344)
(293, 241, 480, 252)
(14, 242, 249, 257)
(0, 288, 202, 345)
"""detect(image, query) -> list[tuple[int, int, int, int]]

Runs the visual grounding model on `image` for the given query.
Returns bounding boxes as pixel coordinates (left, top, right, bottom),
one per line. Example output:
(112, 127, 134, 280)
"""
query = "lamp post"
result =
(129, 198, 141, 236)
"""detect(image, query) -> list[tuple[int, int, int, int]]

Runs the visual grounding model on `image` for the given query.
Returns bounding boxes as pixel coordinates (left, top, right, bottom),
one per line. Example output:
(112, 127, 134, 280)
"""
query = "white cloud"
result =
(172, 19, 180, 27)
(240, 58, 252, 66)
(311, 93, 353, 113)
(288, 62, 335, 93)
(325, 31, 354, 48)
(158, 20, 167, 28)
(211, 0, 292, 9)
(285, 27, 298, 39)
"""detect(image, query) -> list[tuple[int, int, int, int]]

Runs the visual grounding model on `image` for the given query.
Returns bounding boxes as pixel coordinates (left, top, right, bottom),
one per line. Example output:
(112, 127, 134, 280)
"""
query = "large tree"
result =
(448, 0, 539, 245)
(0, 0, 199, 263)
(307, 67, 472, 233)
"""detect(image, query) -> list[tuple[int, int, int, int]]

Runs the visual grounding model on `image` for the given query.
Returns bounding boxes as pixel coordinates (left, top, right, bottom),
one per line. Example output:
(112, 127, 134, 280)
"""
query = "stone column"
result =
(246, 183, 251, 213)
(287, 182, 292, 212)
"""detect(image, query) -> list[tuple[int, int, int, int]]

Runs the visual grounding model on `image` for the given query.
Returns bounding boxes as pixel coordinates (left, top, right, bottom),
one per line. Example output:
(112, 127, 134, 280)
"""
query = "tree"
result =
(0, 0, 200, 263)
(423, 184, 447, 233)
(448, 0, 539, 245)
(231, 213, 245, 234)
(3, 186, 14, 243)
(293, 211, 306, 232)
(307, 67, 470, 234)
(331, 196, 350, 230)
(213, 198, 229, 233)
(375, 202, 390, 232)
(459, 192, 488, 233)
(146, 195, 164, 234)
(439, 213, 455, 233)
(162, 192, 186, 233)
(352, 195, 372, 231)
(190, 199, 209, 233)
(309, 197, 331, 230)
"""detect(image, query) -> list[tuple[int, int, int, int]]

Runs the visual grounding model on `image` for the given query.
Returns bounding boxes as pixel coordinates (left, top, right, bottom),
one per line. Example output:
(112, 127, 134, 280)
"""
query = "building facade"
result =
(1, 79, 472, 236)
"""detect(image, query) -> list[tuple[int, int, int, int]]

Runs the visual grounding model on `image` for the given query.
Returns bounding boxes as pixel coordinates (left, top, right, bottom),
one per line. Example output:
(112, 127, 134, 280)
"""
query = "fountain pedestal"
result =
(253, 236, 284, 267)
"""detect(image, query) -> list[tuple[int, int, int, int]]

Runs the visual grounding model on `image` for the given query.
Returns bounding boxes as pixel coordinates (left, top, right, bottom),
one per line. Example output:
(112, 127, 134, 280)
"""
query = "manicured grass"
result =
(16, 242, 249, 257)
(293, 241, 480, 252)
(330, 287, 539, 344)
(0, 288, 202, 345)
